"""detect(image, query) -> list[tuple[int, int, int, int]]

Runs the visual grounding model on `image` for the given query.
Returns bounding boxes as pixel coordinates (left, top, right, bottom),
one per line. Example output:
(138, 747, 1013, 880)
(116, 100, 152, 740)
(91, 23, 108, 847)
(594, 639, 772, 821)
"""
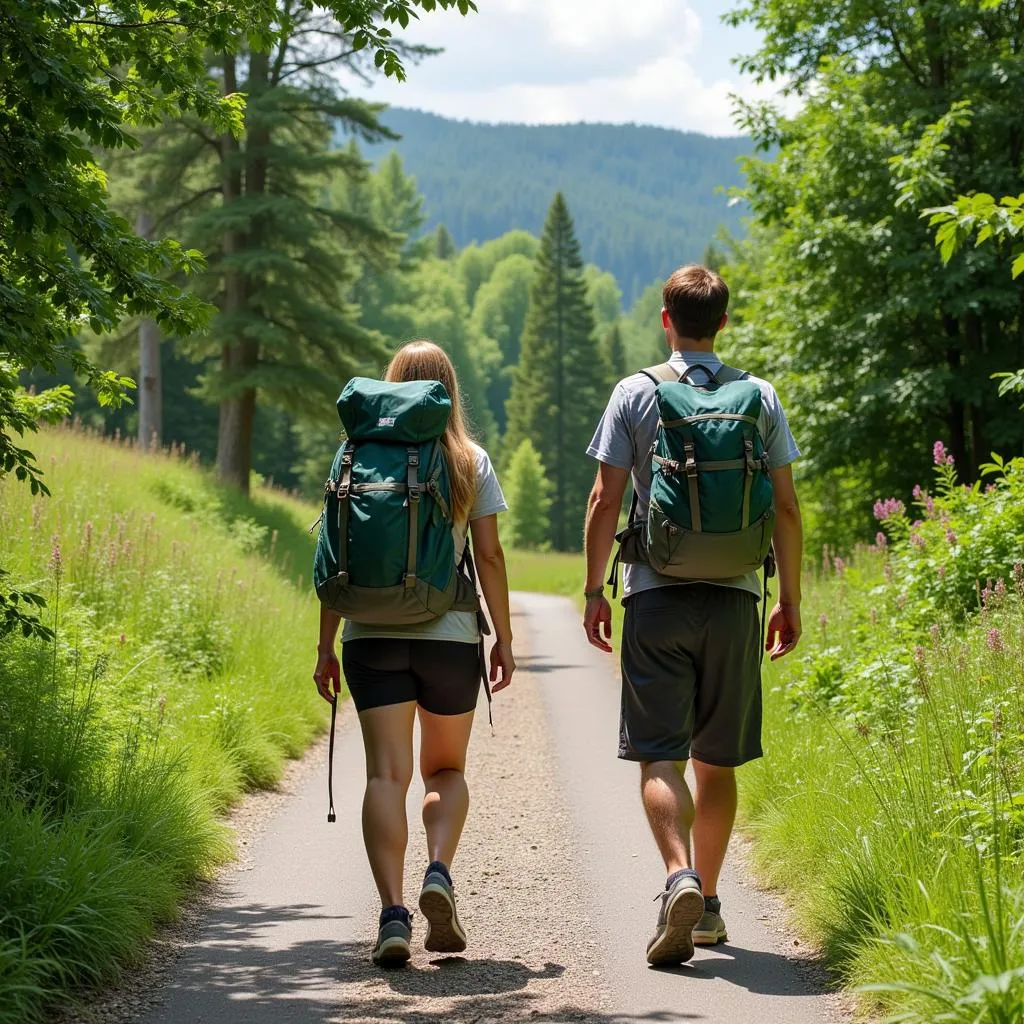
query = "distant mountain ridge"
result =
(359, 108, 753, 304)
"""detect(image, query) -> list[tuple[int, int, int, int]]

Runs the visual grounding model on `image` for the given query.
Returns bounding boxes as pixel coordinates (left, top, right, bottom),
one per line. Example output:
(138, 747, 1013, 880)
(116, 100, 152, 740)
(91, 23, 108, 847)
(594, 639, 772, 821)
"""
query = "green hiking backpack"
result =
(613, 361, 776, 586)
(312, 377, 479, 625)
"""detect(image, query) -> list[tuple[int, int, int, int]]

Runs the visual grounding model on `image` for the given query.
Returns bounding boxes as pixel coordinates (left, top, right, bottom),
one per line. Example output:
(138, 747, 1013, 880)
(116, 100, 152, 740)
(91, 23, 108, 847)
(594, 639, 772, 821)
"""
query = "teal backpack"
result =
(313, 377, 480, 624)
(612, 361, 776, 593)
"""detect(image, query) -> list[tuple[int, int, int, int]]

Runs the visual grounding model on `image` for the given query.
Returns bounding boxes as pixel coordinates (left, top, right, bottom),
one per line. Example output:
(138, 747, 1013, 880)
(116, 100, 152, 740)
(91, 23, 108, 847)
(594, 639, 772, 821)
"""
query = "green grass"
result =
(0, 427, 328, 1023)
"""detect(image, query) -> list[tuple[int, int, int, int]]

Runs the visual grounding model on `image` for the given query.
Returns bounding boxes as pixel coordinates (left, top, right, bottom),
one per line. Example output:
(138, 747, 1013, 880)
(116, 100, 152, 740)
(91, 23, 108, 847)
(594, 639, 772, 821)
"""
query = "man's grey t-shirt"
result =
(587, 351, 801, 601)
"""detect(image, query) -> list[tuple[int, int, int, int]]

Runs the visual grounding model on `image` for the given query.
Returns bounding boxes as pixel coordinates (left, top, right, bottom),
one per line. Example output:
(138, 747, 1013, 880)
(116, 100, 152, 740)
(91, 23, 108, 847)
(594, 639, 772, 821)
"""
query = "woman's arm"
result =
(469, 514, 516, 692)
(312, 605, 343, 703)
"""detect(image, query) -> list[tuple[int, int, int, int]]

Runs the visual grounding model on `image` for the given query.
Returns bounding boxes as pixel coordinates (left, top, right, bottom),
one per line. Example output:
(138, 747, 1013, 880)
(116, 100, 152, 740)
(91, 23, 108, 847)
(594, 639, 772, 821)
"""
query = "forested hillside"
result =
(362, 109, 751, 304)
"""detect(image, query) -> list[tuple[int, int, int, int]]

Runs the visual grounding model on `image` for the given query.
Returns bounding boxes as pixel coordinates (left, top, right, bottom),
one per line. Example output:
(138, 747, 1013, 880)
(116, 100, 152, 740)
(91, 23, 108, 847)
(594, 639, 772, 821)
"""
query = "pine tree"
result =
(433, 224, 457, 260)
(601, 322, 627, 385)
(133, 15, 401, 493)
(504, 193, 607, 551)
(503, 440, 552, 550)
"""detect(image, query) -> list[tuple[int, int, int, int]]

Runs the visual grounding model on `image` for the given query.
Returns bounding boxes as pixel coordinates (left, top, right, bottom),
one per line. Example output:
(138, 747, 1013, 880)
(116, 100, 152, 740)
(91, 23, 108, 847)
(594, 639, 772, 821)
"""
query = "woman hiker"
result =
(312, 340, 516, 966)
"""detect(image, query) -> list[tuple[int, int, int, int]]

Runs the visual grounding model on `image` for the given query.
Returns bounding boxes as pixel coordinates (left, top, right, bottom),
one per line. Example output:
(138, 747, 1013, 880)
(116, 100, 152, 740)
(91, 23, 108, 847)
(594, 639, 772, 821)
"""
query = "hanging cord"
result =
(460, 543, 494, 731)
(327, 694, 338, 823)
(760, 547, 777, 666)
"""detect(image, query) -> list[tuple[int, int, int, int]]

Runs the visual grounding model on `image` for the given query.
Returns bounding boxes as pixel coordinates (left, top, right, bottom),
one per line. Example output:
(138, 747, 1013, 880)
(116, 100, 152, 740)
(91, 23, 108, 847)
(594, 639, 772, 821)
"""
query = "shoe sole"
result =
(372, 935, 411, 967)
(693, 928, 728, 946)
(419, 882, 467, 954)
(647, 886, 705, 966)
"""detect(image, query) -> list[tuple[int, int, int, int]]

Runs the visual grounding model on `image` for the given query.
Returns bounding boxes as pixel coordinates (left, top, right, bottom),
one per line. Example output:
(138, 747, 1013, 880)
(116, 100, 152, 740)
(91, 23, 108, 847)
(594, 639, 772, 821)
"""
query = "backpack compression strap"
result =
(405, 447, 420, 590)
(336, 444, 354, 583)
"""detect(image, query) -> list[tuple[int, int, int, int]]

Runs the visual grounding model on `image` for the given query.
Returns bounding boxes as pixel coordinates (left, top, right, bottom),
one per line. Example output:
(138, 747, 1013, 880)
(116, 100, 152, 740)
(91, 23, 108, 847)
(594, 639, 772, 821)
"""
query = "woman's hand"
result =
(313, 648, 341, 703)
(489, 640, 516, 694)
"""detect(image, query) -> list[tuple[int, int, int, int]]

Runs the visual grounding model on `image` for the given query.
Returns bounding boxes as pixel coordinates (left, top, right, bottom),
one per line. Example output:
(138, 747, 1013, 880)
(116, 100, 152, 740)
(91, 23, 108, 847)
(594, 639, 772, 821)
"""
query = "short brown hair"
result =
(662, 265, 729, 340)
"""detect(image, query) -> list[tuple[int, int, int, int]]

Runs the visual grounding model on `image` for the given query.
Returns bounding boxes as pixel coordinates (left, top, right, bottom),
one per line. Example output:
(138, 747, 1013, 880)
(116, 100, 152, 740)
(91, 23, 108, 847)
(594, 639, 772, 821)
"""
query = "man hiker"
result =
(582, 264, 804, 966)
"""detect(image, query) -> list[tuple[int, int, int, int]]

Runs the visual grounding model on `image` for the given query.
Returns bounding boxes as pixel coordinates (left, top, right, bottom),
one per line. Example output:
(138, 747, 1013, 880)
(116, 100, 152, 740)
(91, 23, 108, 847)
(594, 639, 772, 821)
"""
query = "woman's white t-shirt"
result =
(341, 443, 508, 645)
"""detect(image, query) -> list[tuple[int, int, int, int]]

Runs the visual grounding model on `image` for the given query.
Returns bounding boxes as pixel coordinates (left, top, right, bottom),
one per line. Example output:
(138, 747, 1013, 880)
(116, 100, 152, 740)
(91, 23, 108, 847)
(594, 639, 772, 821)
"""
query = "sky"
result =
(350, 0, 786, 137)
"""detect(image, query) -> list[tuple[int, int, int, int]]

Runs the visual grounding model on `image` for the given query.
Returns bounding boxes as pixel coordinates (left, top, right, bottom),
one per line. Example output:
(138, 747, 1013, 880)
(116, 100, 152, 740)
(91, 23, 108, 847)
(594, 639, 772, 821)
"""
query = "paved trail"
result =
(139, 594, 840, 1024)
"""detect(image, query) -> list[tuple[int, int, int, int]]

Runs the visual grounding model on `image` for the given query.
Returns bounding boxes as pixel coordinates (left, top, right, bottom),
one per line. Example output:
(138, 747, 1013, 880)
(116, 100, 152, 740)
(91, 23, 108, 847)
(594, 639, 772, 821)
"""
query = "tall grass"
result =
(0, 427, 327, 1022)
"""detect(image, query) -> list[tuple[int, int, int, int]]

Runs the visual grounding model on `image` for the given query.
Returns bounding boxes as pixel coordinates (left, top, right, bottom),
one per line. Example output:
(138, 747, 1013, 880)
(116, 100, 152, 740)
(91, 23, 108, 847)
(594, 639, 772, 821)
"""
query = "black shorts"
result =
(619, 584, 763, 767)
(342, 638, 481, 716)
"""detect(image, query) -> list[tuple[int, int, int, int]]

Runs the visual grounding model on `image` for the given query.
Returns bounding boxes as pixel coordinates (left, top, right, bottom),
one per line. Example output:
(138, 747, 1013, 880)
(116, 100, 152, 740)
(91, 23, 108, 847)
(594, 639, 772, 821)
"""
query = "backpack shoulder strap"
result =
(640, 362, 681, 385)
(712, 364, 751, 385)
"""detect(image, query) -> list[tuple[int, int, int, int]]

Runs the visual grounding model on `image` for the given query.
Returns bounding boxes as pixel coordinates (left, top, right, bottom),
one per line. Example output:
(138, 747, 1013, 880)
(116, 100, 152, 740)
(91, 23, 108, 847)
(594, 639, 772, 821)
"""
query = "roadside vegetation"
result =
(510, 440, 1024, 1022)
(0, 429, 325, 1023)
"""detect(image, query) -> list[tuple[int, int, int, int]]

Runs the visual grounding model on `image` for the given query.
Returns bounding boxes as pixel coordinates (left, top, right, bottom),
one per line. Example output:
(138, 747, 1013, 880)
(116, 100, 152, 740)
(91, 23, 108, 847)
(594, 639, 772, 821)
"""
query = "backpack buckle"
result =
(407, 448, 420, 467)
(683, 443, 698, 478)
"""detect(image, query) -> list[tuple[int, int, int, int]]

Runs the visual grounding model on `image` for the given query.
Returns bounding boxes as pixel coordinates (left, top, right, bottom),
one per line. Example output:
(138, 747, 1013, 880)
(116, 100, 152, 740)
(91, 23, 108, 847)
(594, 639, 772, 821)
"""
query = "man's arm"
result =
(766, 464, 803, 660)
(583, 462, 630, 652)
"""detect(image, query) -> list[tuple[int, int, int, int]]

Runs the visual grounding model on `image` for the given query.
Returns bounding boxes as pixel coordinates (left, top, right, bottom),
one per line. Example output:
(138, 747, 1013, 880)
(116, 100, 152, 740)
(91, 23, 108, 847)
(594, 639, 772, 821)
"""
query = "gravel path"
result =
(81, 594, 847, 1024)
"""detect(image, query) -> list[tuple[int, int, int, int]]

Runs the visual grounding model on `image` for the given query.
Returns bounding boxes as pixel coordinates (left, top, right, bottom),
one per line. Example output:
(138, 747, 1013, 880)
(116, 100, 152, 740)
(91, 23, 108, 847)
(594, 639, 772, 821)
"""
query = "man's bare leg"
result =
(692, 760, 737, 899)
(640, 760, 695, 874)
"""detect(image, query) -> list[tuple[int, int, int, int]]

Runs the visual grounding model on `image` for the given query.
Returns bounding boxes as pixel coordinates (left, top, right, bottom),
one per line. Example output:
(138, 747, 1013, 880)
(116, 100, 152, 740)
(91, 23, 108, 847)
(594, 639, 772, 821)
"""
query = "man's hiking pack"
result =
(609, 360, 777, 643)
(313, 377, 490, 822)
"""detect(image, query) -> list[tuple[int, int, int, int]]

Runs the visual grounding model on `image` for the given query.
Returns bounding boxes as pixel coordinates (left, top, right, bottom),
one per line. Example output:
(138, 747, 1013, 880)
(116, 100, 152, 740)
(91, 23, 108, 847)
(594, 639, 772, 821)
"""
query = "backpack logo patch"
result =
(377, 416, 397, 428)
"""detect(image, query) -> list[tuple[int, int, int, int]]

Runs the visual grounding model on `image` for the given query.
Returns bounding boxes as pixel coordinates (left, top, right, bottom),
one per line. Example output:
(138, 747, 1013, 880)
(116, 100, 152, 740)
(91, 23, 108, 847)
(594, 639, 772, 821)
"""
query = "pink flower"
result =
(876, 532, 888, 548)
(833, 556, 846, 575)
(48, 536, 63, 576)
(925, 496, 936, 517)
(933, 440, 954, 466)
(945, 529, 958, 545)
(995, 579, 1007, 600)
(874, 497, 906, 522)
(913, 484, 923, 500)
(938, 564, 947, 579)
(986, 484, 997, 494)
(930, 624, 941, 642)
(910, 533, 926, 548)
(986, 628, 1005, 652)
(819, 613, 829, 630)
(914, 645, 926, 663)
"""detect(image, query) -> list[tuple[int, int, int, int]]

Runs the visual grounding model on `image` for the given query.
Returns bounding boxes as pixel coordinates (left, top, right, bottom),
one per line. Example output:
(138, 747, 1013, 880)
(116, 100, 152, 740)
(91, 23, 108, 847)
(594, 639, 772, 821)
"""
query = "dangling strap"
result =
(327, 695, 337, 823)
(336, 444, 354, 584)
(741, 438, 755, 529)
(459, 542, 493, 729)
(760, 547, 777, 666)
(404, 447, 420, 590)
(607, 487, 641, 599)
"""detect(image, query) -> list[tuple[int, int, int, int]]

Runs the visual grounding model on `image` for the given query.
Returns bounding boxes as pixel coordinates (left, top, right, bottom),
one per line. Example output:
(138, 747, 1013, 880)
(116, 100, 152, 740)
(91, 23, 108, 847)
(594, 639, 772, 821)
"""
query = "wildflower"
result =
(995, 579, 1007, 600)
(938, 564, 947, 579)
(873, 497, 906, 522)
(986, 483, 997, 494)
(833, 556, 846, 576)
(819, 613, 829, 631)
(986, 628, 1005, 653)
(119, 633, 127, 646)
(945, 528, 958, 545)
(1013, 562, 1024, 595)
(933, 440, 954, 466)
(884, 563, 894, 583)
(912, 484, 923, 500)
(48, 535, 63, 577)
(876, 531, 887, 548)
(930, 624, 941, 643)
(925, 495, 935, 516)
(982, 582, 994, 609)
(910, 533, 925, 549)
(870, 608, 878, 625)
(914, 645, 926, 664)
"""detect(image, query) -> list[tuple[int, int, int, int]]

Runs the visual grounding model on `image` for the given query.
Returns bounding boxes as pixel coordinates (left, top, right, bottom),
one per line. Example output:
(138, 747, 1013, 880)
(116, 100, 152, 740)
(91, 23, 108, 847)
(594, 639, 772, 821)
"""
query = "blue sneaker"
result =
(647, 869, 704, 966)
(418, 861, 467, 954)
(372, 905, 412, 967)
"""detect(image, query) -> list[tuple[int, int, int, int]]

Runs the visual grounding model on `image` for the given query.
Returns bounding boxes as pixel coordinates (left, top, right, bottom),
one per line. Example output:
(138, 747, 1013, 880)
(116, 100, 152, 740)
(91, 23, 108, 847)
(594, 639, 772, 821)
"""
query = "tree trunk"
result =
(135, 208, 162, 449)
(215, 52, 253, 493)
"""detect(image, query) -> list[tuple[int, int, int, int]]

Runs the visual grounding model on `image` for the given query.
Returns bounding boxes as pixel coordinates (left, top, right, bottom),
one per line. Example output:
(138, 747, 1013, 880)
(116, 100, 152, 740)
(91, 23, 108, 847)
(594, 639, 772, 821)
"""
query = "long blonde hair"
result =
(385, 341, 477, 524)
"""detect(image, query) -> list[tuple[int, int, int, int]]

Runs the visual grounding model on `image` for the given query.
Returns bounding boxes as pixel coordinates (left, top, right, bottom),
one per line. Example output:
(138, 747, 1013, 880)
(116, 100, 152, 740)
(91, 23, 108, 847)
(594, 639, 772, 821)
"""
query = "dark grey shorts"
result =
(619, 584, 763, 767)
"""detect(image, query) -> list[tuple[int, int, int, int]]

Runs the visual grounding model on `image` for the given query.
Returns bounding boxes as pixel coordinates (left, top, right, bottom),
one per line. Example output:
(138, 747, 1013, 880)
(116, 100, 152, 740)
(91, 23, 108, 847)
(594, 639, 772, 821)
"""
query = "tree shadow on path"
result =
(145, 900, 707, 1024)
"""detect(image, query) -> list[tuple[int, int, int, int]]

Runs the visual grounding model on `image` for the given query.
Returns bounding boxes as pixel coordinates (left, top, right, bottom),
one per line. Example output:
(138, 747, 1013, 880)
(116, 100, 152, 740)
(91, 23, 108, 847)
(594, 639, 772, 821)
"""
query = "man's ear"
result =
(661, 307, 672, 330)
(718, 312, 729, 332)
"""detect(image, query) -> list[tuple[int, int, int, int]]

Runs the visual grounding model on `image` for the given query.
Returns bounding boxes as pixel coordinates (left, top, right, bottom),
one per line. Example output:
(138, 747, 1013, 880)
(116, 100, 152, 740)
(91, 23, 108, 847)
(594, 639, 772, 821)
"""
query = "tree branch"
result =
(151, 186, 222, 234)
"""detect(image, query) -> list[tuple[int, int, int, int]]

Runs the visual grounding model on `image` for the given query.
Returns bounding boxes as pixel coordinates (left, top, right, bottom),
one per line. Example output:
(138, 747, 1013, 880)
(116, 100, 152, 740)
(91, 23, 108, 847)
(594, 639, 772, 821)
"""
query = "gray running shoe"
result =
(418, 861, 467, 954)
(693, 909, 728, 946)
(372, 907, 412, 967)
(647, 870, 704, 966)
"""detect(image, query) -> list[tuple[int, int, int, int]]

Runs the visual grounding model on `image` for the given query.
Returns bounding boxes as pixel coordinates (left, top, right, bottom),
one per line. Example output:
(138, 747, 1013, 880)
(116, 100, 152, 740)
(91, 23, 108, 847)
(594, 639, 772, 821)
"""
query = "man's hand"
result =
(765, 602, 802, 661)
(490, 640, 516, 693)
(313, 648, 341, 703)
(584, 594, 614, 653)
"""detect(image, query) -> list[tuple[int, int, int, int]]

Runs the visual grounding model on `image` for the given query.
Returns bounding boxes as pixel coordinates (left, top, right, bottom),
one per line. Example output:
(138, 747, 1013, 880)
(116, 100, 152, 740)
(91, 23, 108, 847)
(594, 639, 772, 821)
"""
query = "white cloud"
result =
(350, 0, 793, 135)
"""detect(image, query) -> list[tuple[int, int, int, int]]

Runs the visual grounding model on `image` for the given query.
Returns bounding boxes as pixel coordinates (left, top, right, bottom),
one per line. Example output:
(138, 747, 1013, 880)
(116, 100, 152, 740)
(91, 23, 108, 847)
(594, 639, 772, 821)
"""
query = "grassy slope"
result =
(0, 429, 328, 1023)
